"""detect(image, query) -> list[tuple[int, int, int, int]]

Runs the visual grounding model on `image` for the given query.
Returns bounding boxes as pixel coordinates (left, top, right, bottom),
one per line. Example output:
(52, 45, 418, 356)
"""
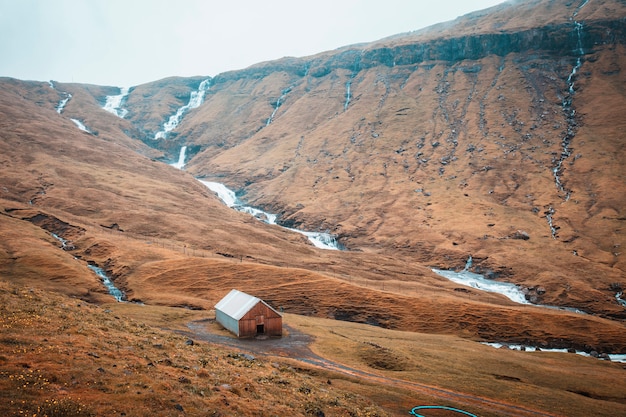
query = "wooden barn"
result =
(214, 289, 282, 338)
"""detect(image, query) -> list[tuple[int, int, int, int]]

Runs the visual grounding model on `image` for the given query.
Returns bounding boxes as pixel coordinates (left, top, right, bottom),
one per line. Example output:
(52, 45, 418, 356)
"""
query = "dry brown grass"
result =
(0, 281, 388, 417)
(285, 314, 626, 417)
(3, 280, 624, 417)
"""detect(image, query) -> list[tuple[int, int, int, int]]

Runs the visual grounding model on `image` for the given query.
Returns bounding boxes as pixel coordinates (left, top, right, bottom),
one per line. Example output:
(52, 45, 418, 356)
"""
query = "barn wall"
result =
(239, 301, 282, 338)
(216, 309, 239, 337)
(265, 316, 282, 336)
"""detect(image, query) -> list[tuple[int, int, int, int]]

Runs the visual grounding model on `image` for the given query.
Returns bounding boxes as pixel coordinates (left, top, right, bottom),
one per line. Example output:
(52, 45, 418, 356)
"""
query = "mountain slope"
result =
(151, 0, 626, 317)
(1, 0, 625, 354)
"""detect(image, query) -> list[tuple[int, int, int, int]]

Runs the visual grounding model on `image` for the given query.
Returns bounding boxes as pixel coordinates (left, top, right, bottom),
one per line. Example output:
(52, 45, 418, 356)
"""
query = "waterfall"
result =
(198, 180, 278, 224)
(170, 146, 187, 170)
(155, 79, 211, 139)
(546, 6, 587, 237)
(56, 93, 72, 114)
(71, 119, 91, 133)
(49, 81, 72, 114)
(103, 87, 130, 118)
(463, 255, 473, 270)
(266, 87, 291, 126)
(344, 81, 352, 111)
(552, 10, 585, 200)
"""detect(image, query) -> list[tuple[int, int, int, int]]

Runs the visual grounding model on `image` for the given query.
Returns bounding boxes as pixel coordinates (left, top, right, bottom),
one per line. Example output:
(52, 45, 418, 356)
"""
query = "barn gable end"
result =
(215, 289, 282, 338)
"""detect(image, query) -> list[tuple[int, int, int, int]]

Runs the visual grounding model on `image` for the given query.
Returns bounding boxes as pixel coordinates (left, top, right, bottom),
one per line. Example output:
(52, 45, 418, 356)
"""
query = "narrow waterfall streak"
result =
(266, 88, 291, 126)
(48, 81, 72, 114)
(574, 21, 585, 56)
(170, 146, 187, 170)
(552, 16, 585, 200)
(547, 12, 586, 235)
(103, 87, 130, 118)
(546, 206, 558, 239)
(344, 81, 352, 111)
(573, 0, 589, 16)
(71, 119, 91, 133)
(56, 93, 72, 114)
(155, 79, 211, 139)
(88, 265, 125, 302)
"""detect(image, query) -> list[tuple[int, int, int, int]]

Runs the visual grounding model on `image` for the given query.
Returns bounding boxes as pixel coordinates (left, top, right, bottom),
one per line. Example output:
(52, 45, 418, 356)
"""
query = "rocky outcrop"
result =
(212, 19, 626, 85)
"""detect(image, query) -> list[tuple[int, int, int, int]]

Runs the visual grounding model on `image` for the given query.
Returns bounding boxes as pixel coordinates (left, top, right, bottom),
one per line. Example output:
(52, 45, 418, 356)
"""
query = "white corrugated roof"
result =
(214, 289, 264, 320)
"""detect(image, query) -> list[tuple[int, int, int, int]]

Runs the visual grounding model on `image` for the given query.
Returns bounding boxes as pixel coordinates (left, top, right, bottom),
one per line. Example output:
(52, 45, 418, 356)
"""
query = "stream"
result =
(169, 147, 340, 250)
(266, 87, 291, 126)
(546, 1, 588, 237)
(432, 257, 529, 305)
(87, 265, 125, 302)
(483, 342, 626, 363)
(431, 256, 586, 313)
(51, 232, 126, 301)
(199, 179, 340, 250)
(49, 81, 72, 114)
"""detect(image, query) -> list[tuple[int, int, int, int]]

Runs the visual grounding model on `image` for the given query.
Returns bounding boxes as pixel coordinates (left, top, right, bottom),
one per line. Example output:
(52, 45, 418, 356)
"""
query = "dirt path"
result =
(182, 320, 561, 417)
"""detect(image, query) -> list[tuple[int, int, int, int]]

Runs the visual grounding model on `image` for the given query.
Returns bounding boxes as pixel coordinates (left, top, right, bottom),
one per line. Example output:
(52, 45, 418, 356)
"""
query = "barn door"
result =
(255, 315, 265, 334)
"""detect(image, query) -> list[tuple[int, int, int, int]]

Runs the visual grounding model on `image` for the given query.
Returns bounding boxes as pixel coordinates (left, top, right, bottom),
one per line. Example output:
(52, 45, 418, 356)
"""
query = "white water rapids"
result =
(432, 257, 586, 314)
(199, 179, 339, 250)
(155, 79, 211, 139)
(169, 147, 339, 250)
(432, 257, 530, 304)
(482, 342, 626, 363)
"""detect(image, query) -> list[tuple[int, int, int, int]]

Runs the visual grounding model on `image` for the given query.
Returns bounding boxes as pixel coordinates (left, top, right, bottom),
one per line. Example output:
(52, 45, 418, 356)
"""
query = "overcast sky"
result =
(0, 0, 504, 87)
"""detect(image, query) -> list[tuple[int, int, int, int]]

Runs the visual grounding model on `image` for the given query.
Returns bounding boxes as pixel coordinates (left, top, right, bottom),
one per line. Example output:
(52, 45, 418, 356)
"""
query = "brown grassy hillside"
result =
(0, 0, 626, 416)
(0, 282, 390, 417)
(1, 1, 626, 414)
(152, 0, 626, 318)
(1, 0, 625, 346)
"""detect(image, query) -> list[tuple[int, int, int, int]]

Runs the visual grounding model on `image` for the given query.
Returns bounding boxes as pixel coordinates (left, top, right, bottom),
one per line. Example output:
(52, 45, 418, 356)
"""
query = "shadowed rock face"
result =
(210, 20, 626, 82)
